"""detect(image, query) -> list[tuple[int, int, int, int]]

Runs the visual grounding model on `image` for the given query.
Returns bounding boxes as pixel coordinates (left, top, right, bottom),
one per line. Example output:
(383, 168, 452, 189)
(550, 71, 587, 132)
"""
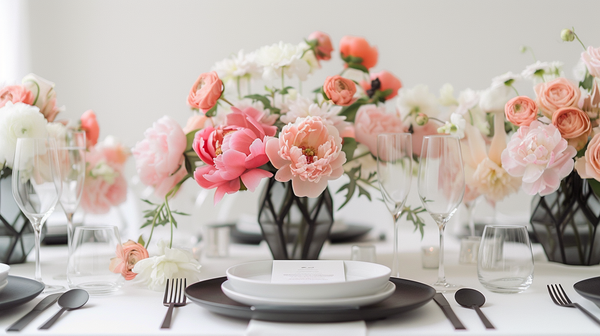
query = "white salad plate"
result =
(221, 280, 396, 307)
(226, 260, 391, 300)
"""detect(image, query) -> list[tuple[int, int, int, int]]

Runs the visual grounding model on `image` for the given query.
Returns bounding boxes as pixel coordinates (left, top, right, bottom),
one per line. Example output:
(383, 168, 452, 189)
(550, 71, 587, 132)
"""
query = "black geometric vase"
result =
(530, 171, 600, 265)
(0, 173, 36, 264)
(257, 178, 334, 260)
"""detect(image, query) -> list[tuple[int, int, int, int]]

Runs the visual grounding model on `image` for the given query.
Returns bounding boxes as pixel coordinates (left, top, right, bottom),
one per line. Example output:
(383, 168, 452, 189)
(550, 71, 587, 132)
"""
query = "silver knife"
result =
(433, 293, 467, 330)
(6, 293, 62, 332)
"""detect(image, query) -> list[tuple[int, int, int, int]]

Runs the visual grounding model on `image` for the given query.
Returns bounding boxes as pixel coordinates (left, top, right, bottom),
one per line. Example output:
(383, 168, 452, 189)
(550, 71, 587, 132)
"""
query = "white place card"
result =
(271, 260, 346, 284)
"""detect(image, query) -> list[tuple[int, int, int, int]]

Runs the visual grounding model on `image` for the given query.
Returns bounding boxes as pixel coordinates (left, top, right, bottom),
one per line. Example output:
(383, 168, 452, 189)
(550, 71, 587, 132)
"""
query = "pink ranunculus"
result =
(22, 73, 61, 122)
(552, 107, 592, 151)
(534, 77, 581, 119)
(576, 133, 600, 181)
(354, 104, 406, 156)
(80, 110, 100, 147)
(501, 121, 577, 196)
(265, 116, 346, 198)
(187, 71, 223, 113)
(308, 31, 334, 61)
(360, 71, 403, 100)
(132, 116, 188, 198)
(0, 85, 34, 108)
(109, 240, 149, 281)
(582, 46, 600, 78)
(323, 76, 357, 106)
(339, 36, 378, 69)
(505, 96, 538, 127)
(80, 147, 129, 214)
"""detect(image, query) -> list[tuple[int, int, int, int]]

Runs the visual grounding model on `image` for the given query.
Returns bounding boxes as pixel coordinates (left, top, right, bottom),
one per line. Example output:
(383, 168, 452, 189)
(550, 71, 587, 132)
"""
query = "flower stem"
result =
(573, 28, 587, 51)
(220, 96, 234, 106)
(236, 77, 241, 100)
(510, 85, 520, 96)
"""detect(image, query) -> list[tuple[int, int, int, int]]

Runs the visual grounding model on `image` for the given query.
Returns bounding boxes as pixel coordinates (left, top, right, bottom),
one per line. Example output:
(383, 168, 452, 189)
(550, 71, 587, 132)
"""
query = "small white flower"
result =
(212, 50, 262, 83)
(132, 240, 202, 291)
(255, 42, 311, 81)
(573, 60, 588, 83)
(396, 84, 440, 123)
(521, 61, 563, 81)
(439, 83, 458, 106)
(437, 113, 466, 139)
(0, 102, 48, 168)
(491, 72, 522, 87)
(479, 84, 512, 113)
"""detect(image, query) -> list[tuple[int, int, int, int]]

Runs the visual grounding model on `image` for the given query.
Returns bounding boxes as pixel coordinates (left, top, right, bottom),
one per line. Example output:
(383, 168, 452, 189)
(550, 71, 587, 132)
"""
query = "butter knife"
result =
(433, 293, 466, 330)
(6, 293, 62, 332)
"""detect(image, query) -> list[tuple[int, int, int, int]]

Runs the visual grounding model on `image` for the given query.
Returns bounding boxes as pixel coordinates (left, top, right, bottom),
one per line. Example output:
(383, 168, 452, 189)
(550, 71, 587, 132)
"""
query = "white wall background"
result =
(11, 0, 600, 242)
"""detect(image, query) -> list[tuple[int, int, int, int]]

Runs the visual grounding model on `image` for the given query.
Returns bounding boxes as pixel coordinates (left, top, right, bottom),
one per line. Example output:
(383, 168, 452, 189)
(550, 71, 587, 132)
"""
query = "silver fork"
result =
(547, 284, 600, 327)
(161, 278, 187, 329)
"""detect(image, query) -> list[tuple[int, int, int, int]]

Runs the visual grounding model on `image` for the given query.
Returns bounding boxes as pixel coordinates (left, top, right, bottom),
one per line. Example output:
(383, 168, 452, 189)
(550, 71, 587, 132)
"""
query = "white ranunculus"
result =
(396, 84, 441, 123)
(439, 83, 458, 106)
(46, 122, 67, 140)
(479, 84, 512, 113)
(132, 240, 202, 291)
(0, 102, 48, 168)
(256, 42, 310, 81)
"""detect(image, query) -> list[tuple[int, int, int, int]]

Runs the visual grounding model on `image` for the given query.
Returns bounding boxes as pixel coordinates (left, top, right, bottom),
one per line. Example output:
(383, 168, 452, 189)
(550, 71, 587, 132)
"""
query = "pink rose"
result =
(108, 240, 149, 281)
(534, 78, 581, 119)
(132, 116, 188, 198)
(193, 107, 273, 203)
(576, 133, 600, 180)
(187, 71, 223, 113)
(501, 121, 576, 196)
(80, 110, 99, 147)
(22, 73, 61, 122)
(339, 36, 378, 69)
(265, 116, 346, 198)
(354, 104, 405, 155)
(308, 31, 334, 61)
(360, 71, 403, 100)
(505, 96, 538, 127)
(0, 85, 33, 108)
(552, 107, 592, 151)
(582, 46, 600, 78)
(80, 146, 128, 214)
(323, 76, 357, 106)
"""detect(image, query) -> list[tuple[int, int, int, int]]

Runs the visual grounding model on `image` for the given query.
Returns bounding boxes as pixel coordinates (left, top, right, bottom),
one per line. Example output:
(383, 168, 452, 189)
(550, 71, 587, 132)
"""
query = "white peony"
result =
(132, 240, 202, 291)
(396, 84, 441, 123)
(0, 102, 48, 168)
(255, 42, 311, 81)
(282, 95, 349, 135)
(212, 49, 262, 83)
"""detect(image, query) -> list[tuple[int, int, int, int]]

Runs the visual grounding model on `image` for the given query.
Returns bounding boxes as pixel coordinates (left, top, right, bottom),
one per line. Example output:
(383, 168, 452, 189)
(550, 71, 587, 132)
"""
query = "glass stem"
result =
(437, 222, 446, 284)
(31, 217, 43, 284)
(466, 203, 476, 237)
(391, 213, 401, 278)
(65, 211, 74, 254)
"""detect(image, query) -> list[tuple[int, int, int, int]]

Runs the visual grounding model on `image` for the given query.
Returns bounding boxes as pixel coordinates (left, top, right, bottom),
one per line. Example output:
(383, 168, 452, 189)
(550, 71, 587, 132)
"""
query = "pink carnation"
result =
(132, 116, 187, 198)
(354, 104, 405, 156)
(265, 116, 346, 198)
(501, 120, 576, 196)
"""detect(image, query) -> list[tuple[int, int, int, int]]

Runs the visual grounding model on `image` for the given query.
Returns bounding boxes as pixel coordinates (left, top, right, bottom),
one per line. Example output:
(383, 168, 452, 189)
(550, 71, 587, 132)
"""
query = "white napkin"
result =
(245, 320, 367, 336)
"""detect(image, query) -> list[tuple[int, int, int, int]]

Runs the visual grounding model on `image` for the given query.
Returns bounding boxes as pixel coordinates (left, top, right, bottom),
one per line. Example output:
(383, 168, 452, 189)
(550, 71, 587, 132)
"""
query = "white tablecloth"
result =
(2, 224, 600, 336)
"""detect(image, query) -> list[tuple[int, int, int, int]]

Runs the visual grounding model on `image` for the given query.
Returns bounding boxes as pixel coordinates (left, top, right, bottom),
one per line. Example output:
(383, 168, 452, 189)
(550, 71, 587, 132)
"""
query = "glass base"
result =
(70, 281, 122, 296)
(432, 281, 461, 293)
(43, 284, 66, 294)
(53, 274, 67, 280)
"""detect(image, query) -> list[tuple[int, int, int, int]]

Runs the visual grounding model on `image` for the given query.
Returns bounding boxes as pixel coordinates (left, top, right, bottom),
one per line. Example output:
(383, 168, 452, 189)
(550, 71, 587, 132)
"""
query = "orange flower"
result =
(552, 107, 591, 151)
(80, 110, 99, 147)
(339, 36, 378, 69)
(360, 70, 402, 100)
(187, 71, 223, 113)
(323, 76, 357, 106)
(505, 96, 538, 127)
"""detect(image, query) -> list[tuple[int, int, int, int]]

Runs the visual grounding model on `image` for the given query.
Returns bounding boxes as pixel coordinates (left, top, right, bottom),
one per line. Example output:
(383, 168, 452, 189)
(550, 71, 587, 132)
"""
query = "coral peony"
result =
(534, 77, 580, 118)
(354, 104, 405, 156)
(265, 116, 346, 198)
(80, 110, 99, 147)
(360, 71, 402, 100)
(22, 73, 61, 122)
(323, 75, 357, 106)
(501, 121, 576, 196)
(187, 71, 223, 113)
(308, 31, 333, 61)
(505, 96, 538, 127)
(339, 36, 378, 69)
(109, 240, 149, 280)
(552, 107, 591, 151)
(132, 116, 188, 198)
(0, 85, 33, 108)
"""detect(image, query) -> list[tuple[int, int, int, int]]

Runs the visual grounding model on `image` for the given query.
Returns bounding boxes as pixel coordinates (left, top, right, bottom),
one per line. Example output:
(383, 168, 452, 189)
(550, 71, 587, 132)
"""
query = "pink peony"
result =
(265, 116, 346, 198)
(80, 110, 99, 147)
(360, 71, 403, 100)
(323, 76, 357, 106)
(132, 116, 188, 198)
(187, 71, 223, 113)
(354, 104, 405, 156)
(108, 240, 149, 280)
(192, 107, 273, 203)
(501, 121, 577, 196)
(308, 31, 334, 61)
(0, 85, 33, 108)
(80, 146, 128, 214)
(582, 46, 600, 78)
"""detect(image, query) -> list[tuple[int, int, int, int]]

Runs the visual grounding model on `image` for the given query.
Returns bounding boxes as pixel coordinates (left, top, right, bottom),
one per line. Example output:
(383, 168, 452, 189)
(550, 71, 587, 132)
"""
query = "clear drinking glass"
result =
(12, 138, 63, 293)
(376, 133, 412, 278)
(67, 226, 124, 295)
(417, 135, 465, 291)
(478, 225, 534, 293)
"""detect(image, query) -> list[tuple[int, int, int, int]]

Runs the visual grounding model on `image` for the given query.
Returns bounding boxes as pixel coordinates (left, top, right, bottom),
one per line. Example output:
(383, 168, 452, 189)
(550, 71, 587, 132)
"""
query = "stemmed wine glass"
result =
(417, 135, 465, 291)
(12, 137, 63, 293)
(376, 133, 412, 278)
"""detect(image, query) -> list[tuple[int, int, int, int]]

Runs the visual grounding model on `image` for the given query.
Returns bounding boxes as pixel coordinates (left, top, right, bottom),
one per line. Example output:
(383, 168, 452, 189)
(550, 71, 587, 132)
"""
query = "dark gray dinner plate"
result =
(185, 276, 435, 322)
(0, 275, 44, 310)
(574, 276, 600, 308)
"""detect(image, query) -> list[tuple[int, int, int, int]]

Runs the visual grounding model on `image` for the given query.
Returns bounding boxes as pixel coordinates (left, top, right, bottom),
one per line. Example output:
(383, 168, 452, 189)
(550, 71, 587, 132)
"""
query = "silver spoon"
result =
(38, 289, 89, 330)
(454, 288, 495, 329)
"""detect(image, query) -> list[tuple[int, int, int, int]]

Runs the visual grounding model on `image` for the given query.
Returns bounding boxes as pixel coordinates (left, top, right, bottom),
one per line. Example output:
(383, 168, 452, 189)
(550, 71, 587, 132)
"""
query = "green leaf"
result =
(346, 63, 369, 73)
(204, 104, 218, 117)
(280, 86, 295, 95)
(137, 235, 145, 246)
(312, 87, 323, 94)
(341, 137, 358, 162)
(581, 72, 594, 91)
(185, 129, 201, 152)
(244, 94, 272, 109)
(171, 211, 190, 216)
(141, 199, 156, 206)
(357, 185, 372, 201)
(339, 98, 367, 123)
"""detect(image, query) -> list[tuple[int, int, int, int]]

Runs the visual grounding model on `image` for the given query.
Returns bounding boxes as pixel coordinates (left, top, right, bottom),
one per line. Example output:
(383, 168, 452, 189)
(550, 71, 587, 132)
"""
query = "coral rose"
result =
(576, 133, 600, 181)
(193, 107, 273, 203)
(0, 85, 33, 108)
(109, 240, 149, 281)
(339, 36, 378, 69)
(552, 107, 592, 151)
(132, 116, 188, 198)
(187, 71, 223, 113)
(354, 104, 405, 156)
(265, 116, 346, 198)
(308, 31, 333, 61)
(501, 121, 576, 196)
(323, 76, 357, 106)
(360, 71, 403, 100)
(582, 46, 600, 78)
(505, 96, 538, 127)
(534, 78, 580, 118)
(22, 73, 61, 122)
(80, 110, 99, 147)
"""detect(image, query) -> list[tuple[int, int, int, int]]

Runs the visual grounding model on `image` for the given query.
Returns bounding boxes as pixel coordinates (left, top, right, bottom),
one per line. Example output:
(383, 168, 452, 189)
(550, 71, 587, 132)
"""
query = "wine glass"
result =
(12, 137, 63, 293)
(55, 130, 86, 251)
(417, 135, 465, 291)
(376, 133, 412, 278)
